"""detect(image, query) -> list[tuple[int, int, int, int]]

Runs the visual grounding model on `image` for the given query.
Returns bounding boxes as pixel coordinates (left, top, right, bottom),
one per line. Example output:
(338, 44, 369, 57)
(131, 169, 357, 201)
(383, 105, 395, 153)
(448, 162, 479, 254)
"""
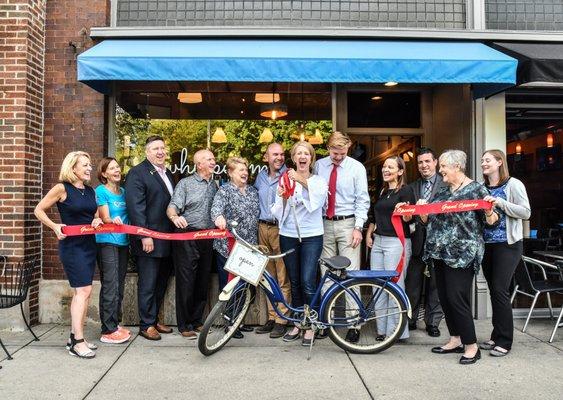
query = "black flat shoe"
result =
(376, 334, 386, 341)
(316, 329, 329, 340)
(282, 331, 301, 342)
(431, 345, 464, 354)
(459, 349, 481, 364)
(345, 329, 360, 343)
(425, 325, 441, 337)
(232, 329, 244, 339)
(239, 325, 254, 332)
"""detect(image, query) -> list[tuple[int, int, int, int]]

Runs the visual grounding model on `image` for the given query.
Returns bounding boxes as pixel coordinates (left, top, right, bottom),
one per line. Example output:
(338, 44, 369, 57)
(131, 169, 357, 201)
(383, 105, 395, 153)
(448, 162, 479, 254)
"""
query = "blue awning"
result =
(77, 39, 517, 98)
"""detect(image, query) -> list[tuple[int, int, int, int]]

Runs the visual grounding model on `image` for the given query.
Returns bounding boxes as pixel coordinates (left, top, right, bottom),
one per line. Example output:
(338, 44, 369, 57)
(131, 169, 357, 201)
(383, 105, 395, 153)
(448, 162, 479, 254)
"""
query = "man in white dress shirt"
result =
(314, 131, 370, 273)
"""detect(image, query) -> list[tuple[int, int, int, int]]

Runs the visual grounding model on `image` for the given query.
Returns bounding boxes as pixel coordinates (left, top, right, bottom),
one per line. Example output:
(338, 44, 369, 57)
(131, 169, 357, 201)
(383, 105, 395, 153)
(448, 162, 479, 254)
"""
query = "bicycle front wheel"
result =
(198, 283, 253, 356)
(323, 279, 407, 354)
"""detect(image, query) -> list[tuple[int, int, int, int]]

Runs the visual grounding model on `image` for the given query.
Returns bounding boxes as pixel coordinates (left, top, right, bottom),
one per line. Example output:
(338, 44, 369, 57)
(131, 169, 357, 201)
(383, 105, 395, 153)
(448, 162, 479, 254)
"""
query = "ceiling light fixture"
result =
(260, 103, 288, 120)
(255, 93, 280, 103)
(384, 82, 398, 87)
(371, 96, 383, 101)
(546, 132, 554, 147)
(177, 92, 202, 103)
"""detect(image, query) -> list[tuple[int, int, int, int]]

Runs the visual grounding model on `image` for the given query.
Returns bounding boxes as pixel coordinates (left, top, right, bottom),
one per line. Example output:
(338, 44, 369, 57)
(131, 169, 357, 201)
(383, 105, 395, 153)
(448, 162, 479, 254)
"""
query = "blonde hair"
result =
(327, 131, 351, 149)
(59, 151, 91, 183)
(482, 149, 510, 186)
(226, 156, 248, 173)
(290, 141, 316, 171)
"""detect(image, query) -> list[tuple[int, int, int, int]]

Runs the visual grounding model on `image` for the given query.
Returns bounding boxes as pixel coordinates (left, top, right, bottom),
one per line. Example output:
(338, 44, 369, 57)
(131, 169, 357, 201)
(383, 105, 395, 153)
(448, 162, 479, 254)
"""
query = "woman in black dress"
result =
(35, 151, 103, 358)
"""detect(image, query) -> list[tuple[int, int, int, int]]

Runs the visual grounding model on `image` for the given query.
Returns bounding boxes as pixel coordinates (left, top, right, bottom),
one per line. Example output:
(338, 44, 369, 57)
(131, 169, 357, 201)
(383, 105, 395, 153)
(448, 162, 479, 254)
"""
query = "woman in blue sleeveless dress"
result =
(35, 151, 103, 359)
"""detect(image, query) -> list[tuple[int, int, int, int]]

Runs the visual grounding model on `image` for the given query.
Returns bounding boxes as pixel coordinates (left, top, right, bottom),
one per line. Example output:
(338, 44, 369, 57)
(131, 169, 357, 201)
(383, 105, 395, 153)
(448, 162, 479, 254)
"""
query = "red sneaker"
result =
(100, 329, 130, 344)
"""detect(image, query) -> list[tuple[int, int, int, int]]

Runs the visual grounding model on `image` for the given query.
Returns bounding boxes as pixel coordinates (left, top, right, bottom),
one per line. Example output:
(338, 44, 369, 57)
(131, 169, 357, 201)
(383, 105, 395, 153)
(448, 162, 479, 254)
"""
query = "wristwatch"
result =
(354, 226, 363, 231)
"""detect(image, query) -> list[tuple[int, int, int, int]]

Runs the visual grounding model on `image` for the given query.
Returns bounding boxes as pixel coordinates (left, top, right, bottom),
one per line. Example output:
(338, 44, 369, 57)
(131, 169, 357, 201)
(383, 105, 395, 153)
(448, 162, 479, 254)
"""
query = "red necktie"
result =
(327, 164, 337, 218)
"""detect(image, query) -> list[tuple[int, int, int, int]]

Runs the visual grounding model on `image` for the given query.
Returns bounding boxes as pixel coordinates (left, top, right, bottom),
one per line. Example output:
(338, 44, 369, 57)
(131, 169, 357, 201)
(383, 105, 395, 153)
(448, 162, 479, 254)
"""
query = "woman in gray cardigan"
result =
(480, 149, 531, 357)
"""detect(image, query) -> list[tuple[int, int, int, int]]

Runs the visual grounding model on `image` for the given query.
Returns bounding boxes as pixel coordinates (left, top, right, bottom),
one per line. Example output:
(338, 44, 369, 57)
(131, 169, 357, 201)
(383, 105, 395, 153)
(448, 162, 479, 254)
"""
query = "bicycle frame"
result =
(251, 268, 411, 327)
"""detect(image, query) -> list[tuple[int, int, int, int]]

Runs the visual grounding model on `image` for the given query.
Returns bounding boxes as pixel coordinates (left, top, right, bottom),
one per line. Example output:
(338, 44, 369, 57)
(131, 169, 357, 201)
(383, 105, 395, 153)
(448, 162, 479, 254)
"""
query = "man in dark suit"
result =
(125, 135, 175, 340)
(406, 147, 445, 337)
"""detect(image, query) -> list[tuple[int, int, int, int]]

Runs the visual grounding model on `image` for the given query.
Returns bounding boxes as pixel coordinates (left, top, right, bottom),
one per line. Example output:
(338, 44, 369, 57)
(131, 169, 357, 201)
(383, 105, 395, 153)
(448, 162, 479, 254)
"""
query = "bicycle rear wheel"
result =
(198, 283, 253, 356)
(323, 279, 407, 354)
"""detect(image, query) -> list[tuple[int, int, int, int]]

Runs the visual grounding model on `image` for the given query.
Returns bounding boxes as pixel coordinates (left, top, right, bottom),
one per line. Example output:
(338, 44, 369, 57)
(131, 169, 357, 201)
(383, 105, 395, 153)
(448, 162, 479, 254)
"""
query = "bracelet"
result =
(485, 211, 494, 218)
(170, 215, 178, 221)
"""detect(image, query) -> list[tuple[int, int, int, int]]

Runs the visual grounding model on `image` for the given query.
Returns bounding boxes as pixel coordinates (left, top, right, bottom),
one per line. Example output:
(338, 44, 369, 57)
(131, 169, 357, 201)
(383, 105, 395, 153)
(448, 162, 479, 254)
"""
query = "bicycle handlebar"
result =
(230, 222, 294, 259)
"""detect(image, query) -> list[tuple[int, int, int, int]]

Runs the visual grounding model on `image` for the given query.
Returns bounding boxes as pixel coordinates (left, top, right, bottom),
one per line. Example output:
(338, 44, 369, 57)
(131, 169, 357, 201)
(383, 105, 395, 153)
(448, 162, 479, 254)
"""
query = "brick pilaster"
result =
(0, 0, 45, 324)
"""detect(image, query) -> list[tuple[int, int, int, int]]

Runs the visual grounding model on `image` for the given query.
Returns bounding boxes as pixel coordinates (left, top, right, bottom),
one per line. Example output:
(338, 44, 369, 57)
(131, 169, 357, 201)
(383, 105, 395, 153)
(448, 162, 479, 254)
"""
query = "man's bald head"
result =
(264, 142, 285, 173)
(193, 149, 216, 179)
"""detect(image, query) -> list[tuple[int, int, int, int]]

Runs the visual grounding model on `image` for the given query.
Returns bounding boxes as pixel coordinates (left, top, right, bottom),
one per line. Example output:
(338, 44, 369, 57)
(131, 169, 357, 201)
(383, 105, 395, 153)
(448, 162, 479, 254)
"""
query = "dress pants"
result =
(405, 255, 443, 327)
(136, 255, 172, 331)
(482, 240, 523, 350)
(371, 235, 411, 339)
(173, 238, 213, 332)
(97, 244, 128, 334)
(433, 259, 477, 345)
(258, 223, 291, 324)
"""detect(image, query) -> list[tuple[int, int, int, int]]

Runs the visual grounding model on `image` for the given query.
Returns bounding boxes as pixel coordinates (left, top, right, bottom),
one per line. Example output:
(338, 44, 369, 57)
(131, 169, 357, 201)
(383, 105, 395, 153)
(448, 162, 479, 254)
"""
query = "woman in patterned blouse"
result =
(418, 150, 498, 365)
(480, 149, 530, 357)
(210, 156, 260, 338)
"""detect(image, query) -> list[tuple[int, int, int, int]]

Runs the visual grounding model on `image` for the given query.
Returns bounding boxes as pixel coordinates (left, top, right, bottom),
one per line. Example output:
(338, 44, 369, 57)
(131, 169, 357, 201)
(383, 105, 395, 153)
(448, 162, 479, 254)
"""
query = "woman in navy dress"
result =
(35, 151, 103, 358)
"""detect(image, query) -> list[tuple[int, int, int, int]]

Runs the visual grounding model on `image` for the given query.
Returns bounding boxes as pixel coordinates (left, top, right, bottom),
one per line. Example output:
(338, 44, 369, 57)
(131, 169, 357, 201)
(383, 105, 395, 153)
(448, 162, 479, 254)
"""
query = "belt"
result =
(323, 214, 355, 221)
(259, 219, 278, 226)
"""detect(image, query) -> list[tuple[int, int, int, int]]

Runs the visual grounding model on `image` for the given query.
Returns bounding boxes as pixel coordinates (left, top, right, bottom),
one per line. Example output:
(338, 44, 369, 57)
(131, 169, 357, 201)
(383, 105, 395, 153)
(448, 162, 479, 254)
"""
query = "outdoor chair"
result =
(511, 256, 563, 341)
(0, 256, 39, 359)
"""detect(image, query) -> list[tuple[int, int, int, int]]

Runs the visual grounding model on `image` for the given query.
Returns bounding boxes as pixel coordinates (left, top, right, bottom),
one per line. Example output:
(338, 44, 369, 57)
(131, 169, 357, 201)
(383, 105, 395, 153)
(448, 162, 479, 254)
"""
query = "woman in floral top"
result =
(418, 150, 498, 365)
(211, 157, 260, 291)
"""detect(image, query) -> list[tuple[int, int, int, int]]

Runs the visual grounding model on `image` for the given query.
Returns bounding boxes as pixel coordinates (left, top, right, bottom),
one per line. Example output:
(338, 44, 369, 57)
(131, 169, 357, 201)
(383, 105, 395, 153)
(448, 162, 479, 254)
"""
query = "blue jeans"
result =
(279, 235, 323, 308)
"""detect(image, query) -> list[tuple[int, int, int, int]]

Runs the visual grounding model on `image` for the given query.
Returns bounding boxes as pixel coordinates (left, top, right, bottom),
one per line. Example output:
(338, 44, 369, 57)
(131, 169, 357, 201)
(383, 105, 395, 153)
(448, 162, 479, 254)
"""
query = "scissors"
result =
(280, 171, 302, 242)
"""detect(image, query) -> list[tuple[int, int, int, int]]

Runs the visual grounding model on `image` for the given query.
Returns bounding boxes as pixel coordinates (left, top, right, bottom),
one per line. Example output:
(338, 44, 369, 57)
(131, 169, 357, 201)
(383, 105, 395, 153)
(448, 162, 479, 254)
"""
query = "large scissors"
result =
(280, 171, 302, 242)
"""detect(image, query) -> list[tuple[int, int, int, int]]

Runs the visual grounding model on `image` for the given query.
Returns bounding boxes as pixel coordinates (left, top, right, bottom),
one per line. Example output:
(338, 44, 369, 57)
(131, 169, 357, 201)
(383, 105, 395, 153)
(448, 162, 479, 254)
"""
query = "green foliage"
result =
(114, 106, 332, 174)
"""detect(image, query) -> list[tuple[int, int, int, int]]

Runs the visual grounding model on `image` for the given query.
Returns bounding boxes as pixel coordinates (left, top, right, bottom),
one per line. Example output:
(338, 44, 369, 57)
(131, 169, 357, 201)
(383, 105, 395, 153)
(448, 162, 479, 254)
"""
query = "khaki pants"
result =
(320, 218, 361, 296)
(258, 223, 291, 324)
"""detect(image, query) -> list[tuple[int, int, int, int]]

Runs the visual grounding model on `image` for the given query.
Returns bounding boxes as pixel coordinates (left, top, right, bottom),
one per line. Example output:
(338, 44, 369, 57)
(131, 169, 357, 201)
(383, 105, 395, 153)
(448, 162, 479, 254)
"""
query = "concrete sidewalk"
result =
(0, 318, 561, 400)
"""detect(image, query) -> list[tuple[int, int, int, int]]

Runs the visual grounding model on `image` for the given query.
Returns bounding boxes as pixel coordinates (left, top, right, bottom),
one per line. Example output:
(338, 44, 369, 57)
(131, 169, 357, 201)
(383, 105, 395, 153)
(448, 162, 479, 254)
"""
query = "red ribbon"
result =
(280, 171, 296, 199)
(390, 199, 492, 283)
(61, 224, 233, 240)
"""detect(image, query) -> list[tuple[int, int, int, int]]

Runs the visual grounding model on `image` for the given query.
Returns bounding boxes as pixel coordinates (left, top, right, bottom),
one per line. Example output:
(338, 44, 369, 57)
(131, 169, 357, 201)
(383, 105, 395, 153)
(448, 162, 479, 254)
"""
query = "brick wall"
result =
(42, 0, 110, 281)
(0, 0, 45, 323)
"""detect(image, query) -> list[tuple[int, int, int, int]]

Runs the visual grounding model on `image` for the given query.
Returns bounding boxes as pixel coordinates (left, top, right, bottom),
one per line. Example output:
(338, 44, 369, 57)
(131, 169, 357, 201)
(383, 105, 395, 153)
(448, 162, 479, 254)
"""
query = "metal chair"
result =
(511, 256, 563, 339)
(0, 256, 40, 359)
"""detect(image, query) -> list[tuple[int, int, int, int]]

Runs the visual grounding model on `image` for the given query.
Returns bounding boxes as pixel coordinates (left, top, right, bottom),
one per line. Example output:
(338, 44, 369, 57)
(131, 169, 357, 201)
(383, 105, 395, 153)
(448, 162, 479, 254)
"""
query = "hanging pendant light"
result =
(177, 92, 202, 103)
(259, 127, 273, 143)
(211, 127, 227, 143)
(260, 103, 288, 120)
(308, 128, 323, 145)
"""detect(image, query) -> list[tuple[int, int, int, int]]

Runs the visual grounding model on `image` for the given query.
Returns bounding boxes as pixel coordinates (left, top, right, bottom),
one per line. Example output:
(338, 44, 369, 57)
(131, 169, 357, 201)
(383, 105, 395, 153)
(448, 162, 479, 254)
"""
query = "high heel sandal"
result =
(68, 337, 96, 359)
(66, 333, 98, 350)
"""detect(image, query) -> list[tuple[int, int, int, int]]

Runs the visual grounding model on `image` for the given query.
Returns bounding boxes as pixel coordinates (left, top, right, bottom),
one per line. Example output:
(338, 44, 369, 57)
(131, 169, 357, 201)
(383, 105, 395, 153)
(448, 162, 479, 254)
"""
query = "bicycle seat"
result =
(320, 256, 351, 270)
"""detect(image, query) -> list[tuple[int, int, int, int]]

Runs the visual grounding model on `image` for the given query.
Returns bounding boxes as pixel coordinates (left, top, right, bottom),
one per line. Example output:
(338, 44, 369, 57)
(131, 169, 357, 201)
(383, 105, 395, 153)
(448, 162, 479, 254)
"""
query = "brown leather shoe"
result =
(139, 326, 161, 341)
(155, 323, 173, 334)
(180, 330, 198, 340)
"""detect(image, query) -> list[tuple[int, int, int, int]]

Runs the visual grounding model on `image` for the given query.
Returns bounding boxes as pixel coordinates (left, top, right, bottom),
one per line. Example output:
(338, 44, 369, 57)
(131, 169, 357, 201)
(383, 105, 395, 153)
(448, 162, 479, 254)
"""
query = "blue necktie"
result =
(423, 180, 432, 200)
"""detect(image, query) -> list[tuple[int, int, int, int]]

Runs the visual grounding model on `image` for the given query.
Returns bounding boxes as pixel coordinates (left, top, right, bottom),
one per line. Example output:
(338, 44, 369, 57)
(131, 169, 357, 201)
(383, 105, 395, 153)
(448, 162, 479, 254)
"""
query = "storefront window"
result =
(114, 106, 332, 181)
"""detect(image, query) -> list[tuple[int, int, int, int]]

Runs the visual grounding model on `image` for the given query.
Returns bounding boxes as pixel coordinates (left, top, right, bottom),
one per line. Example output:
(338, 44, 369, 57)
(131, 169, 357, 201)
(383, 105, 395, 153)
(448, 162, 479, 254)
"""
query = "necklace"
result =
(75, 185, 85, 196)
(451, 177, 466, 193)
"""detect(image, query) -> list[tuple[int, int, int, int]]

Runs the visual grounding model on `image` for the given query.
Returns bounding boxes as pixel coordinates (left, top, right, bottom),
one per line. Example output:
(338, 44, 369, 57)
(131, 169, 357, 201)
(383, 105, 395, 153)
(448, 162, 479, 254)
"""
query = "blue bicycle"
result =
(198, 226, 412, 356)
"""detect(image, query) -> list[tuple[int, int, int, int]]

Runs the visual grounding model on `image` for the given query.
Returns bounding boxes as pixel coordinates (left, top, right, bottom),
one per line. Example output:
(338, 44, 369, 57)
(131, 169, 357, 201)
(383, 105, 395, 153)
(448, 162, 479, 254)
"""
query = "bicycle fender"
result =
(218, 276, 242, 301)
(319, 278, 412, 320)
